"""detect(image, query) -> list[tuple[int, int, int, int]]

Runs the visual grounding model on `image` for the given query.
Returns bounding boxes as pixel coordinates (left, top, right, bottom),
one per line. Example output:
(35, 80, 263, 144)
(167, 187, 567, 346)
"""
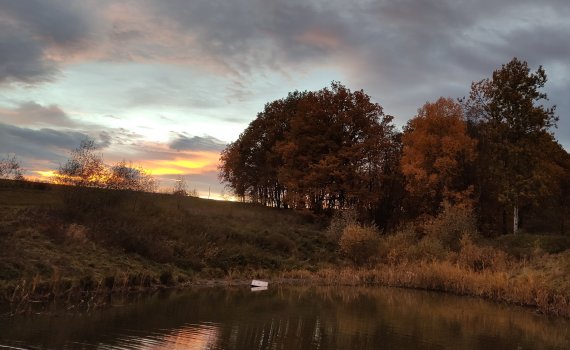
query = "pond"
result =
(0, 285, 568, 349)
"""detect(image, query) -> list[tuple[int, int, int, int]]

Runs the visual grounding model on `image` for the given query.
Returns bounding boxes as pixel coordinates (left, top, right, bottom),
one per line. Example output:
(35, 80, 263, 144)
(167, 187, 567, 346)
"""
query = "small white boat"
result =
(251, 279, 268, 287)
(251, 286, 268, 292)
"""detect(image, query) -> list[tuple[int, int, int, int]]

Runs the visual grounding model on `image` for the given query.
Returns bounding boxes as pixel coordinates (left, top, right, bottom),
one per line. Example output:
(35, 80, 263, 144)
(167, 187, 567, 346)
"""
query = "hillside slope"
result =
(0, 180, 336, 302)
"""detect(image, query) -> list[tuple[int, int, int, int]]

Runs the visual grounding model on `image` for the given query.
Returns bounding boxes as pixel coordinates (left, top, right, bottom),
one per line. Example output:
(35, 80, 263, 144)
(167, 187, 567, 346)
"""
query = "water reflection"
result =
(107, 323, 220, 350)
(0, 286, 568, 349)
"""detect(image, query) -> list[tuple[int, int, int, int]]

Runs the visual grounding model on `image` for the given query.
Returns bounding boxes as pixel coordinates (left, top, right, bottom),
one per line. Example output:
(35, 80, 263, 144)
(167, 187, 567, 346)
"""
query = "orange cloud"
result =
(36, 170, 58, 177)
(138, 151, 220, 176)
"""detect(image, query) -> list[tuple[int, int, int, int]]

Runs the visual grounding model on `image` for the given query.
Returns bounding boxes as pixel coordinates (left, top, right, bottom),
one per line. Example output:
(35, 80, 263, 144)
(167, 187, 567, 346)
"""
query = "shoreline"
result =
(3, 264, 569, 319)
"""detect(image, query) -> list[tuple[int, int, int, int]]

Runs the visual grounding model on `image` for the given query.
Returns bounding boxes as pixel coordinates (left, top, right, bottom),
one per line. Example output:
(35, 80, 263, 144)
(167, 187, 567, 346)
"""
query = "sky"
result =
(1, 0, 569, 198)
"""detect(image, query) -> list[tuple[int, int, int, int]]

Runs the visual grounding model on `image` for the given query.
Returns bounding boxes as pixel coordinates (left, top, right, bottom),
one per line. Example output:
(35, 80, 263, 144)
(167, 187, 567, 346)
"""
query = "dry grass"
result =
(280, 260, 570, 317)
(0, 180, 335, 306)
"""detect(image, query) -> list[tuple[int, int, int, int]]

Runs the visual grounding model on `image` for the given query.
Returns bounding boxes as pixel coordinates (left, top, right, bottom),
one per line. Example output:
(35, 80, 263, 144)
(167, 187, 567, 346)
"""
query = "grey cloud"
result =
(1, 0, 95, 47)
(128, 1, 568, 91)
(132, 0, 569, 145)
(0, 0, 98, 84)
(97, 131, 113, 149)
(114, 0, 349, 75)
(546, 84, 570, 149)
(169, 134, 226, 152)
(490, 26, 570, 66)
(0, 22, 58, 84)
(0, 101, 76, 127)
(0, 123, 91, 164)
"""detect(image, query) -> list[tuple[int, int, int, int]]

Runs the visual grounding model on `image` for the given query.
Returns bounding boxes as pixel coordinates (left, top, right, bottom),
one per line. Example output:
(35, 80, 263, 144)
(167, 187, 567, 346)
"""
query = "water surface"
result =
(1, 286, 568, 349)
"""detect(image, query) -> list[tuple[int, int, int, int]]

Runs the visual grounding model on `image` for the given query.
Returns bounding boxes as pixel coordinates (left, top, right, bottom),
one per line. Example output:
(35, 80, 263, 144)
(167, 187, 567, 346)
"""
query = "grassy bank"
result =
(1, 179, 570, 318)
(281, 256, 570, 317)
(0, 180, 335, 308)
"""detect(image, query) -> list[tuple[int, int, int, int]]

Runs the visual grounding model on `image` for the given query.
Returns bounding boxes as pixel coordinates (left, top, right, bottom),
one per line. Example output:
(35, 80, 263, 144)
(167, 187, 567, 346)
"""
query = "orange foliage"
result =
(401, 97, 476, 214)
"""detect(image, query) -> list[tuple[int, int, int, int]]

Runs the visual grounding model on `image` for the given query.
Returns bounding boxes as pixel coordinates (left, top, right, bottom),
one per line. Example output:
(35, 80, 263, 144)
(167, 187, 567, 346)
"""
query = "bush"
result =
(407, 237, 448, 262)
(424, 203, 478, 251)
(339, 224, 380, 266)
(326, 209, 358, 241)
(378, 224, 449, 264)
(457, 234, 509, 272)
(378, 225, 417, 264)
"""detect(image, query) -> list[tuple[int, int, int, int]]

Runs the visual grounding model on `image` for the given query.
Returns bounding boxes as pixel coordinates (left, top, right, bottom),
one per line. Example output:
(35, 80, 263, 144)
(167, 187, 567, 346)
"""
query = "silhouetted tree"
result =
(219, 91, 307, 207)
(57, 139, 107, 188)
(57, 138, 157, 215)
(172, 175, 189, 196)
(107, 160, 156, 192)
(0, 155, 24, 180)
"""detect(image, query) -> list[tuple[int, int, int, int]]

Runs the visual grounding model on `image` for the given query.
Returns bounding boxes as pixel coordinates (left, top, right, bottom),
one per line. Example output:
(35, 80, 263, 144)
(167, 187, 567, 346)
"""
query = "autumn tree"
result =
(57, 138, 157, 215)
(107, 160, 156, 192)
(57, 139, 108, 188)
(57, 139, 155, 192)
(401, 97, 477, 216)
(275, 82, 396, 212)
(219, 91, 307, 207)
(464, 58, 558, 234)
(219, 82, 399, 227)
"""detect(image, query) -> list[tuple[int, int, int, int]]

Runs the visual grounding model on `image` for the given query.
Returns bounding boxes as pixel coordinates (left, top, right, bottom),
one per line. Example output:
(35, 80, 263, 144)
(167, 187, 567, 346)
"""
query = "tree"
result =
(219, 82, 399, 223)
(401, 97, 477, 216)
(57, 139, 108, 188)
(107, 160, 156, 192)
(464, 58, 558, 234)
(339, 224, 380, 266)
(0, 155, 24, 180)
(275, 82, 396, 212)
(56, 139, 157, 215)
(57, 139, 155, 192)
(172, 175, 189, 196)
(219, 91, 306, 207)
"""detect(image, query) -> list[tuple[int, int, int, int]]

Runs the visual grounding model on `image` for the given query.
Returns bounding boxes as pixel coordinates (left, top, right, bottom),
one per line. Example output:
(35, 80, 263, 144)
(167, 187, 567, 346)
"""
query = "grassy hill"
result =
(0, 179, 336, 303)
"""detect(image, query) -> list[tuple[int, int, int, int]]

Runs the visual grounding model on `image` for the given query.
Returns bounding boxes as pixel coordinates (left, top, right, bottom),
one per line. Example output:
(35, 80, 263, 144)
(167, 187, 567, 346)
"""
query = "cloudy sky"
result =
(1, 0, 569, 198)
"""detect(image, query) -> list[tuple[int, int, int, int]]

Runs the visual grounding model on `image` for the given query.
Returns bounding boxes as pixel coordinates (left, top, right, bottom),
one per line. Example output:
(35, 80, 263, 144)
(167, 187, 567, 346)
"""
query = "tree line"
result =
(219, 58, 570, 235)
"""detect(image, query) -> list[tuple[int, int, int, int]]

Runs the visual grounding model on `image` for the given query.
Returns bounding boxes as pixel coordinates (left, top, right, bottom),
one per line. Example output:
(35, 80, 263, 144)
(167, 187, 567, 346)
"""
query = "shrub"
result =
(378, 225, 417, 264)
(378, 224, 449, 264)
(407, 236, 448, 262)
(424, 203, 478, 251)
(326, 209, 358, 241)
(457, 234, 509, 272)
(339, 224, 380, 266)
